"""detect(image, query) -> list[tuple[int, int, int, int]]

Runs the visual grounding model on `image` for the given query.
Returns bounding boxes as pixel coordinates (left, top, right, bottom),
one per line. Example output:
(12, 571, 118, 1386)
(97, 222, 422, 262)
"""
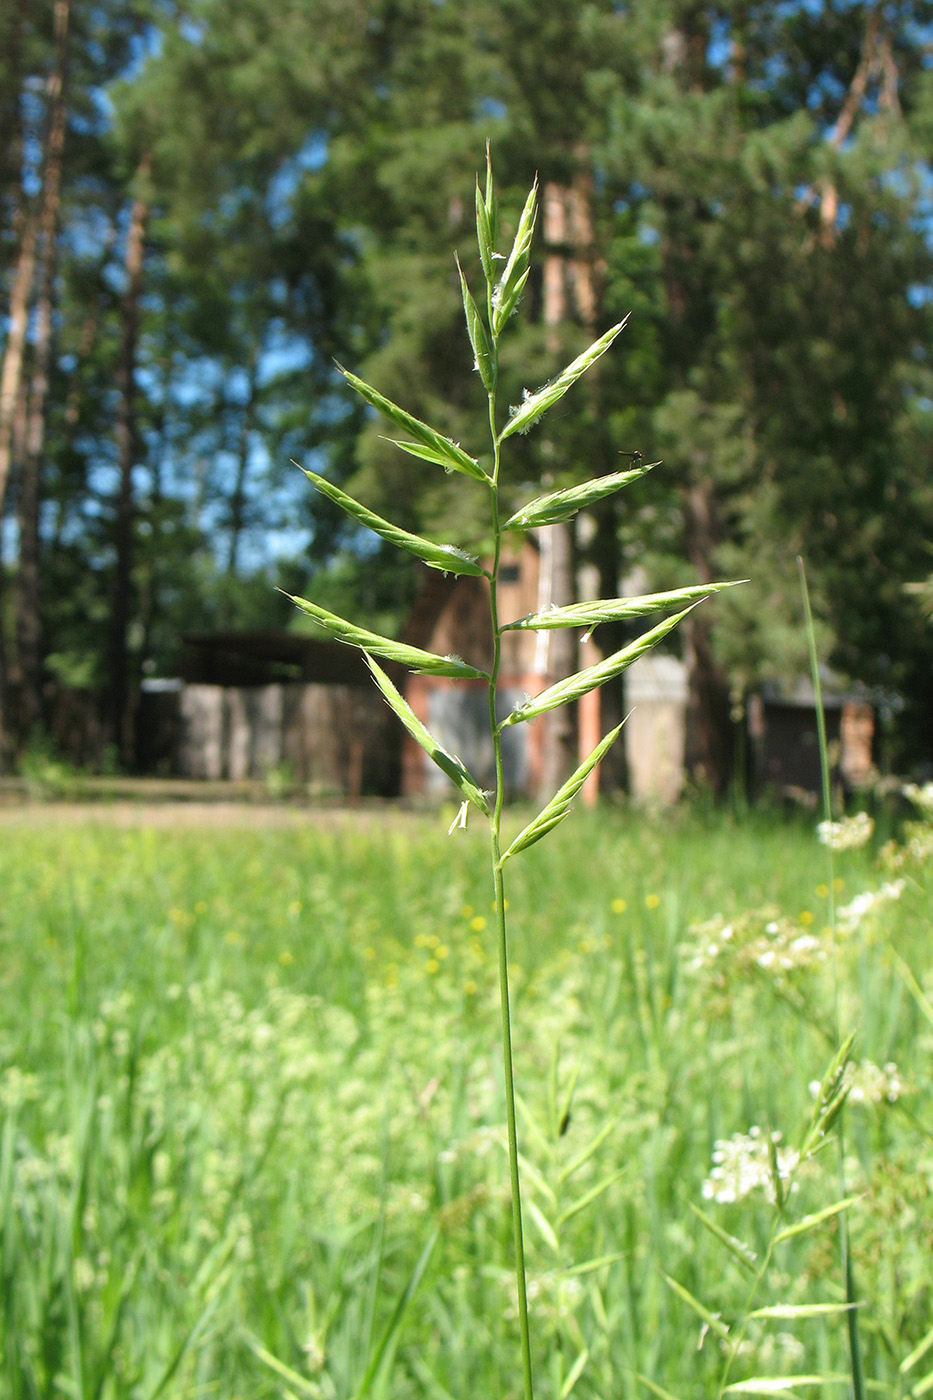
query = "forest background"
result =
(1, 0, 932, 792)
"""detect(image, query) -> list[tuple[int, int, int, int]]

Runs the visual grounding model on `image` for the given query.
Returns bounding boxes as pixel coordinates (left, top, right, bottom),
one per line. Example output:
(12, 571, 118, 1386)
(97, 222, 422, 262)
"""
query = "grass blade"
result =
(365, 654, 490, 814)
(515, 1092, 557, 1166)
(287, 594, 488, 679)
(662, 1273, 730, 1341)
(888, 946, 933, 1029)
(502, 581, 744, 631)
(240, 1333, 325, 1398)
(514, 1149, 558, 1208)
(499, 722, 625, 863)
(339, 366, 486, 480)
(354, 1227, 439, 1398)
(298, 464, 484, 577)
(560, 1347, 589, 1398)
(146, 1219, 241, 1397)
(557, 1119, 617, 1186)
(749, 1304, 860, 1320)
(503, 462, 653, 529)
(556, 1170, 625, 1226)
(563, 1253, 627, 1277)
(499, 318, 630, 441)
(773, 1197, 861, 1243)
(723, 1378, 850, 1394)
(501, 605, 699, 726)
(526, 1199, 560, 1253)
(900, 1324, 933, 1375)
(844, 1236, 866, 1400)
(687, 1202, 758, 1274)
(635, 1374, 686, 1400)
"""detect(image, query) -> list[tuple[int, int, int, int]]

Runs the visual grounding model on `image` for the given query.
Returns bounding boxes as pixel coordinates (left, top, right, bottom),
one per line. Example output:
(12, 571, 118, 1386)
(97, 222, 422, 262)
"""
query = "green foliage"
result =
(1, 806, 931, 1397)
(286, 593, 489, 679)
(311, 0, 933, 776)
(3, 0, 932, 772)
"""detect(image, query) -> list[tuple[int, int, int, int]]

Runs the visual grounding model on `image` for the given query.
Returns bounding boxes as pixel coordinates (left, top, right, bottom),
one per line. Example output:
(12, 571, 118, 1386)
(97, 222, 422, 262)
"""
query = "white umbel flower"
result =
(702, 1127, 799, 1204)
(817, 811, 874, 851)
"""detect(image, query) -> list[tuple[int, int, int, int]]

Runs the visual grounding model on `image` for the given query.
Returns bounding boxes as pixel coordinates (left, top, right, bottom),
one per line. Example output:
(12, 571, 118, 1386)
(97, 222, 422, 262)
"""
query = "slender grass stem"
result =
(487, 389, 535, 1400)
(798, 555, 864, 1400)
(492, 837, 535, 1400)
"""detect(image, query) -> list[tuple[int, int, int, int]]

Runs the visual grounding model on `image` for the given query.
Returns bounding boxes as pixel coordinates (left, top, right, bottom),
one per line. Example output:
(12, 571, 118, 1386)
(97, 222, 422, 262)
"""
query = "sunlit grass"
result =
(0, 804, 929, 1398)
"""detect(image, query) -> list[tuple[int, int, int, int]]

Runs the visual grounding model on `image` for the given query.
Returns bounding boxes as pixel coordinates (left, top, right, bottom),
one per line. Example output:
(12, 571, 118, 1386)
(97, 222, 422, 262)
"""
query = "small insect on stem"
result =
(619, 450, 644, 465)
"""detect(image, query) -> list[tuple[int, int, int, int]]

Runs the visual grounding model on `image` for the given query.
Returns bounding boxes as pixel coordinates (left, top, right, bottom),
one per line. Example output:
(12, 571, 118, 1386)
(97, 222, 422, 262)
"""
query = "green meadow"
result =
(1, 804, 930, 1399)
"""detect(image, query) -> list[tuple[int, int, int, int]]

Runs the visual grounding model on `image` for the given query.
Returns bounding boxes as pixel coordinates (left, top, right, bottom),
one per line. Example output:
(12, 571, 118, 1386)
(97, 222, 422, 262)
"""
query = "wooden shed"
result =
(139, 631, 400, 796)
(747, 679, 874, 800)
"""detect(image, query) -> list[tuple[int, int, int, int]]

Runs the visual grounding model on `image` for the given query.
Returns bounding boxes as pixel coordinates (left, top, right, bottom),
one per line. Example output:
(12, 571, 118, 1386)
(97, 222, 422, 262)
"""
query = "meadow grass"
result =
(1, 803, 930, 1398)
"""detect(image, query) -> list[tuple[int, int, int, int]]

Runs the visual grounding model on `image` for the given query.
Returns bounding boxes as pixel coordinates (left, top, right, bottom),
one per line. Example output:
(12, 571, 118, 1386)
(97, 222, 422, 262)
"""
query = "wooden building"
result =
(747, 679, 875, 800)
(137, 572, 874, 807)
(139, 631, 399, 797)
(400, 536, 619, 804)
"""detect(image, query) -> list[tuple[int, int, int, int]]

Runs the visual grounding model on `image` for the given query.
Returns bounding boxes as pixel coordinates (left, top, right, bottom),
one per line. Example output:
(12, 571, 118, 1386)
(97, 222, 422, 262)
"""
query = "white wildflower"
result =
(749, 916, 826, 975)
(882, 823, 933, 870)
(702, 1127, 799, 1204)
(903, 781, 933, 819)
(836, 880, 905, 933)
(505, 1269, 583, 1325)
(846, 1059, 907, 1105)
(817, 811, 874, 850)
(687, 909, 827, 981)
(736, 1330, 806, 1368)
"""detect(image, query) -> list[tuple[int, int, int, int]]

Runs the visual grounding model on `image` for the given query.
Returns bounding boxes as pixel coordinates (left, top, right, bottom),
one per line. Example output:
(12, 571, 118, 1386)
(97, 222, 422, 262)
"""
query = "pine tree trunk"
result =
(535, 169, 603, 797)
(659, 12, 735, 799)
(589, 496, 630, 793)
(107, 178, 148, 766)
(13, 0, 70, 746)
(135, 364, 171, 685)
(0, 0, 69, 519)
(0, 0, 70, 762)
(0, 373, 29, 766)
(15, 368, 43, 740)
(0, 216, 37, 523)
